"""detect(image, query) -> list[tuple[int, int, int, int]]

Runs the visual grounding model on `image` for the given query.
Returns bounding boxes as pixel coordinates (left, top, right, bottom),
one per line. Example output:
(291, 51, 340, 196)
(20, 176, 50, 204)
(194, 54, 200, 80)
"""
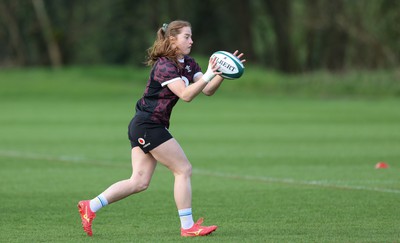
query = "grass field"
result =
(1, 67, 399, 242)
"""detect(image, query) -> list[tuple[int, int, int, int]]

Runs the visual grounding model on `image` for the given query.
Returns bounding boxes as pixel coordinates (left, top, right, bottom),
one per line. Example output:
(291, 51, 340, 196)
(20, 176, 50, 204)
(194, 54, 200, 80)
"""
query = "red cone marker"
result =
(375, 162, 389, 169)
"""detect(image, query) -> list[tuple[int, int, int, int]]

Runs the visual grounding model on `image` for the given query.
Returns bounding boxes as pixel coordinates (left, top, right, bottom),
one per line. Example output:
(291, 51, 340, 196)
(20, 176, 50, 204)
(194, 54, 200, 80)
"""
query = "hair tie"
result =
(161, 23, 168, 32)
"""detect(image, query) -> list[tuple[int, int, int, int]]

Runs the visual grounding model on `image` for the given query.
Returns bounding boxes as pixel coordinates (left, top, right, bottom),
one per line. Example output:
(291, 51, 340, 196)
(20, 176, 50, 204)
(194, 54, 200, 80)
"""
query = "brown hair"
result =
(145, 20, 192, 67)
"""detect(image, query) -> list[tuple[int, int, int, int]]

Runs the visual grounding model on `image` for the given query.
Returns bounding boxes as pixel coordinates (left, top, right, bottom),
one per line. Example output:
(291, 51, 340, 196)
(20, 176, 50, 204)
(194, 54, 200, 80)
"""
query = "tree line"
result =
(0, 0, 399, 73)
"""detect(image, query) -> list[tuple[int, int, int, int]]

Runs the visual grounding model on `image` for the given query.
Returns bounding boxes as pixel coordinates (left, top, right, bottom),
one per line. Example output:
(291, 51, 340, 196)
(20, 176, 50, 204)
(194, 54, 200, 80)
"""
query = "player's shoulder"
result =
(155, 57, 175, 67)
(153, 57, 178, 74)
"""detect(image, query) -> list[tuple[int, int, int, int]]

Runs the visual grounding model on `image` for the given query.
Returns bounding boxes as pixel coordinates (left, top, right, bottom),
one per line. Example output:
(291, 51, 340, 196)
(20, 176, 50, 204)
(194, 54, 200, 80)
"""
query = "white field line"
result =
(1, 150, 399, 194)
(192, 169, 400, 194)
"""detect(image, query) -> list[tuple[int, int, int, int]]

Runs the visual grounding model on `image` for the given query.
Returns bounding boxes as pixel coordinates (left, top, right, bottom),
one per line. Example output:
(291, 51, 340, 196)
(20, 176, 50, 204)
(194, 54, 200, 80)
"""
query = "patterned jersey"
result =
(135, 56, 202, 128)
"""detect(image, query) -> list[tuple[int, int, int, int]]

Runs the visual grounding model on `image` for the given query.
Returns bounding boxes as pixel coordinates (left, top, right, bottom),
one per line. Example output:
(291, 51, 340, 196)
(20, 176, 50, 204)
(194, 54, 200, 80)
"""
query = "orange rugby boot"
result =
(181, 218, 217, 237)
(78, 200, 96, 236)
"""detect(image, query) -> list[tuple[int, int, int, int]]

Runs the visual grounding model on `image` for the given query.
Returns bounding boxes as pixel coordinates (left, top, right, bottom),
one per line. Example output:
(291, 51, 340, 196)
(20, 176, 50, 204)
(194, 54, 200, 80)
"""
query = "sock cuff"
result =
(97, 194, 109, 206)
(178, 208, 192, 217)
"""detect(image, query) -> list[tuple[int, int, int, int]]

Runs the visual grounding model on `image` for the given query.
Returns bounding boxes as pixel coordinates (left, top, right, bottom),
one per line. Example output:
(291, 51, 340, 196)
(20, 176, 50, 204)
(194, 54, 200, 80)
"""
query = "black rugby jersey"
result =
(135, 56, 202, 128)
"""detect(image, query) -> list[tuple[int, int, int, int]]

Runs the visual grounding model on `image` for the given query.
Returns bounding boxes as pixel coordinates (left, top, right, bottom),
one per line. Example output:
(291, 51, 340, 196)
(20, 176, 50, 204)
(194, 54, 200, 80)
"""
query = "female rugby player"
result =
(78, 20, 245, 237)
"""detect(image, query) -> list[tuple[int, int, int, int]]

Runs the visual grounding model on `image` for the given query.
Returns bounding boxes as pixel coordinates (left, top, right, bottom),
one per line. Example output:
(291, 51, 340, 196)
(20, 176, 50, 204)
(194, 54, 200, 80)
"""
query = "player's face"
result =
(172, 27, 193, 57)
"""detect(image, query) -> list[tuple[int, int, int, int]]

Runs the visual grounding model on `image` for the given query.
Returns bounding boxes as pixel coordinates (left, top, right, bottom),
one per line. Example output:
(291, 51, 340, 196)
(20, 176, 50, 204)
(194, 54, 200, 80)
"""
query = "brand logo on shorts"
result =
(138, 138, 145, 145)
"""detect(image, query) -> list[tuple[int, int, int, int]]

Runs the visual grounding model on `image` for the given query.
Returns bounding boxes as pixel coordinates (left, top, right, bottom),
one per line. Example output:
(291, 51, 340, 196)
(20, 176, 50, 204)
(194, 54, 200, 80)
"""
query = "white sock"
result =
(89, 194, 109, 212)
(179, 208, 194, 229)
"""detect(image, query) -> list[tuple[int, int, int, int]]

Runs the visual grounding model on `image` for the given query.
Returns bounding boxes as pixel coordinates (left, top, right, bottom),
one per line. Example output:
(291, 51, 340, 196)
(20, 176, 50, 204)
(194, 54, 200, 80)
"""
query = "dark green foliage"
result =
(0, 0, 399, 72)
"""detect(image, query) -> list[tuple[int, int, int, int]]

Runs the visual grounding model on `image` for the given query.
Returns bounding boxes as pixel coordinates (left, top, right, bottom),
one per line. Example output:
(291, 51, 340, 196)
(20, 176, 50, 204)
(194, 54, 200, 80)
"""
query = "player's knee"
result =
(186, 163, 192, 177)
(176, 162, 192, 177)
(136, 181, 150, 192)
(130, 172, 151, 193)
(128, 179, 150, 193)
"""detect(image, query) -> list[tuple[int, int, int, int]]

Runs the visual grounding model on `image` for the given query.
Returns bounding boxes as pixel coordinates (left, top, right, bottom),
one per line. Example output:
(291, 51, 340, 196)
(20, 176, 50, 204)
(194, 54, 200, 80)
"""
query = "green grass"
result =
(0, 66, 400, 242)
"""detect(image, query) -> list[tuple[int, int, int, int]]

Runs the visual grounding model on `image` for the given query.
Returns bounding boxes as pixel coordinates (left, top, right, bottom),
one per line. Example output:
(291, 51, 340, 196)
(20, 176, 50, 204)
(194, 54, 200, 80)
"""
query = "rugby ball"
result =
(211, 51, 244, 79)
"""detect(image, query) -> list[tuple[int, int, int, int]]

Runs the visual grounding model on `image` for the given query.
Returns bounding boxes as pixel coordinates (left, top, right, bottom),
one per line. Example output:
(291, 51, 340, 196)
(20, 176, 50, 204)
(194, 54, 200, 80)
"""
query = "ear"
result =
(169, 36, 176, 42)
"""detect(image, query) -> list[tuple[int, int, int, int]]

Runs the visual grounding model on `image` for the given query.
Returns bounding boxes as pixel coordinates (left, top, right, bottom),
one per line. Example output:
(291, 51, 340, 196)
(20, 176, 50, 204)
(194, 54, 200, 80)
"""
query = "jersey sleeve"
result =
(153, 58, 181, 87)
(193, 61, 203, 81)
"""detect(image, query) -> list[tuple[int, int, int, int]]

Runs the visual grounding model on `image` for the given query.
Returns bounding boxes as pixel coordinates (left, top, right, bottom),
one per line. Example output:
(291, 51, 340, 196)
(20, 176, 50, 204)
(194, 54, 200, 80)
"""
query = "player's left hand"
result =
(233, 50, 246, 64)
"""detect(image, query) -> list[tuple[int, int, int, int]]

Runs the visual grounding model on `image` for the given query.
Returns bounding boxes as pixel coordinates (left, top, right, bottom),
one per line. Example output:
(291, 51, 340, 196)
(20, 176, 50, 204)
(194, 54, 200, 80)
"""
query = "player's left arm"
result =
(196, 50, 246, 96)
(198, 75, 224, 96)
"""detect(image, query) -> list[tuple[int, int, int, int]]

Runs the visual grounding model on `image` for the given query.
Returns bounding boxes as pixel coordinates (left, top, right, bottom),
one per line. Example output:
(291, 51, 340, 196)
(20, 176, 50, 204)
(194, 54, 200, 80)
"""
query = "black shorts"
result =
(128, 117, 173, 153)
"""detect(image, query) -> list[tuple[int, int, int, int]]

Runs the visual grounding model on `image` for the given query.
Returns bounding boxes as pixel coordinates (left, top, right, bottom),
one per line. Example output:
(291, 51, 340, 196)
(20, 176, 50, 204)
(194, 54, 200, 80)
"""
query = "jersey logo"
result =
(185, 65, 192, 73)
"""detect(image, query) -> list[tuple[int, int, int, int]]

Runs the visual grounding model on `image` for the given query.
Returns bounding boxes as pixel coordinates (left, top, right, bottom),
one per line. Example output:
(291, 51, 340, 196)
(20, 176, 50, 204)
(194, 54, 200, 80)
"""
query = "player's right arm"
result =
(167, 57, 220, 102)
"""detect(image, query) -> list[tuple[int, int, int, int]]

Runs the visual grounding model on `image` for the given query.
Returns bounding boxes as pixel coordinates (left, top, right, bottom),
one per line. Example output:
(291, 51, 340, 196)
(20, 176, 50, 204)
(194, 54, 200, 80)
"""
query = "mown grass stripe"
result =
(1, 149, 398, 194)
